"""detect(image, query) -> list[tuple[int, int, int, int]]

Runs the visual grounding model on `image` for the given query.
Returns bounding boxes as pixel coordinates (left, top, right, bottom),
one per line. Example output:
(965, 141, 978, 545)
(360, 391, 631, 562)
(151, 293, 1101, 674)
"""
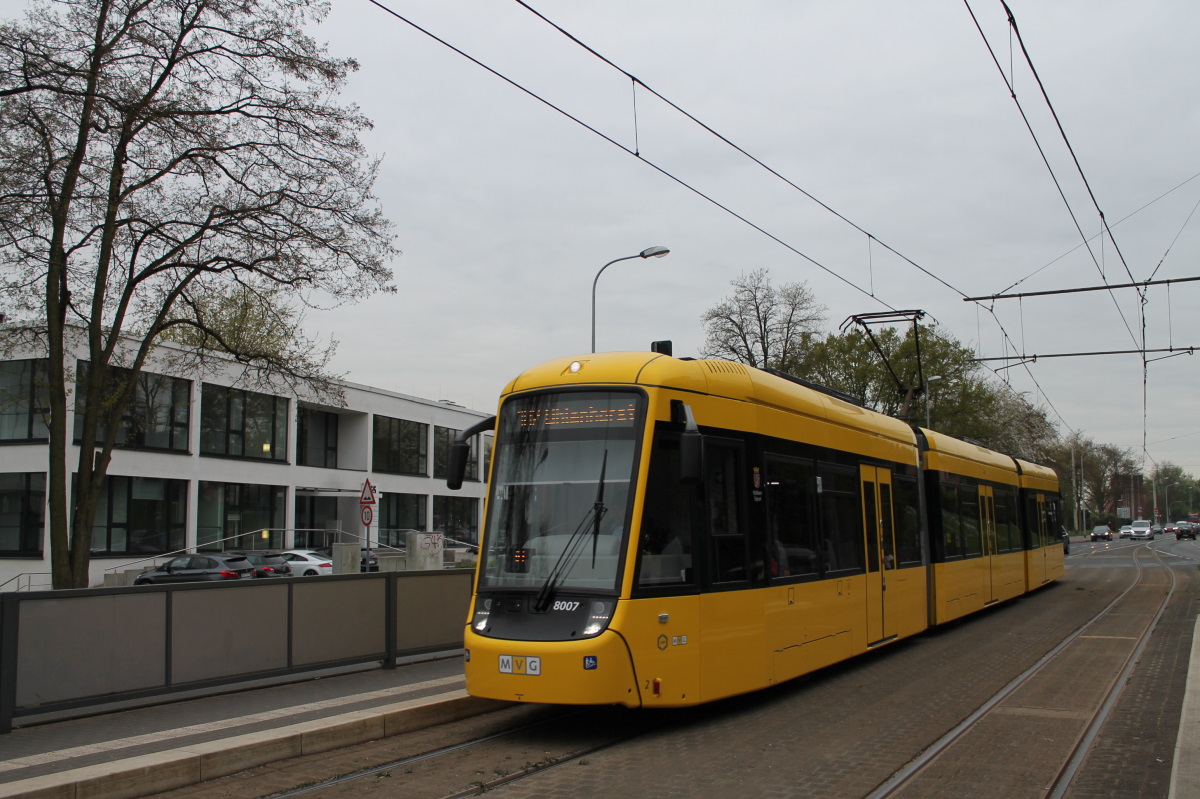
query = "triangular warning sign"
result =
(359, 479, 376, 504)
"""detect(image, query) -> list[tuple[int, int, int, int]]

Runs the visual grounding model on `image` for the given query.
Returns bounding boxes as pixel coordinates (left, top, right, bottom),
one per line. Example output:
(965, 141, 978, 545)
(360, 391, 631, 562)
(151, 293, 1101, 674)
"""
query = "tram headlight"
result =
(473, 597, 492, 632)
(582, 600, 614, 637)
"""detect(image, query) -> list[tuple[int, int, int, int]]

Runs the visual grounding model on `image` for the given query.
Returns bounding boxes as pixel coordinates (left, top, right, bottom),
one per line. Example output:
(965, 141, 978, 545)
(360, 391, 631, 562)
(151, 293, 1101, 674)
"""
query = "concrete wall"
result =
(0, 569, 473, 731)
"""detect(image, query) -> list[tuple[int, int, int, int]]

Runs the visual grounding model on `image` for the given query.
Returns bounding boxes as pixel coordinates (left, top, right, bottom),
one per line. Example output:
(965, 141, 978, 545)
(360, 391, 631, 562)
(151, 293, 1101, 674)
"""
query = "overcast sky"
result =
(305, 0, 1200, 479)
(8, 0, 1199, 480)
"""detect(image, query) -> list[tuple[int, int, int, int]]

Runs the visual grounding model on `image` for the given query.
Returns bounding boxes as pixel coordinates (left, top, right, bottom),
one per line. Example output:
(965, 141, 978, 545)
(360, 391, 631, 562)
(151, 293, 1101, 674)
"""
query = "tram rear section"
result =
(451, 351, 1065, 707)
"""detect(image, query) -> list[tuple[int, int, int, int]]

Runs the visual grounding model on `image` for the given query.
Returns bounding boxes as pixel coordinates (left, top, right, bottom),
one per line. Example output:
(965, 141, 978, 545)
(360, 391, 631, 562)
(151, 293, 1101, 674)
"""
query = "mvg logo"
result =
(498, 654, 542, 675)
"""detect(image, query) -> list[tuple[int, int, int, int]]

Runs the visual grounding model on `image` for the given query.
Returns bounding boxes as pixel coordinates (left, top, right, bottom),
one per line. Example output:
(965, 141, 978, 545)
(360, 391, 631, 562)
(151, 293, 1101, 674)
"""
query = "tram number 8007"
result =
(552, 601, 580, 611)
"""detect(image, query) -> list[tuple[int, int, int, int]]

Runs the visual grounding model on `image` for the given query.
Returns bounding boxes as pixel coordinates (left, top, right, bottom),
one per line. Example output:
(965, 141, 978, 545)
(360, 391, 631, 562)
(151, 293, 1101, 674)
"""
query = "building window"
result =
(0, 359, 49, 442)
(0, 472, 45, 556)
(200, 383, 288, 461)
(197, 481, 286, 550)
(88, 476, 187, 555)
(294, 493, 340, 548)
(432, 495, 478, 546)
(372, 415, 427, 475)
(433, 425, 481, 481)
(74, 362, 190, 452)
(297, 407, 338, 468)
(379, 492, 427, 548)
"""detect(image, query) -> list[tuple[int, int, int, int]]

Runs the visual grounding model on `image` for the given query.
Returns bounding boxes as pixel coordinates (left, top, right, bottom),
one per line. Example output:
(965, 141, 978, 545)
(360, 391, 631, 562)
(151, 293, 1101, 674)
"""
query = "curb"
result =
(0, 690, 506, 799)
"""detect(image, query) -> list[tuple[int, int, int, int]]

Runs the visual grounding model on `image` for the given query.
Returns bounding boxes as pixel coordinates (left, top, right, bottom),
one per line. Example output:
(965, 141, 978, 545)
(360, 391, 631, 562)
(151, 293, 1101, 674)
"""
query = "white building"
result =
(0, 338, 492, 590)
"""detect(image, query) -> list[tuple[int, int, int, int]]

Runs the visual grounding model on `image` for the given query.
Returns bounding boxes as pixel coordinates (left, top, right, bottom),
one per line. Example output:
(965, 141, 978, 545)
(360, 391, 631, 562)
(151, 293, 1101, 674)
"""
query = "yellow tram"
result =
(447, 352, 1064, 708)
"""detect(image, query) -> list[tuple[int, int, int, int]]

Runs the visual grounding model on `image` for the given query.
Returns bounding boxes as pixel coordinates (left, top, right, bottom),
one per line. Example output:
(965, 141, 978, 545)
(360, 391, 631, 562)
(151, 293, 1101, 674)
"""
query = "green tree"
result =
(0, 0, 396, 588)
(787, 323, 1057, 460)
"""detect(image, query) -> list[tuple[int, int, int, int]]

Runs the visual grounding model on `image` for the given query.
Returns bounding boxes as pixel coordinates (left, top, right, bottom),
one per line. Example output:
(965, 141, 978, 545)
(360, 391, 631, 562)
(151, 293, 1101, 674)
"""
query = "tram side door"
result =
(1032, 494, 1048, 585)
(860, 465, 897, 645)
(978, 486, 999, 604)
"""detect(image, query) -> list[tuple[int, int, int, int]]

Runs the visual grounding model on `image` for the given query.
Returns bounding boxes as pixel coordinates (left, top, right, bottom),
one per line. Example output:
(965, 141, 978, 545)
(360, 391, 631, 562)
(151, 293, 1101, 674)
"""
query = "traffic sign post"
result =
(359, 479, 377, 547)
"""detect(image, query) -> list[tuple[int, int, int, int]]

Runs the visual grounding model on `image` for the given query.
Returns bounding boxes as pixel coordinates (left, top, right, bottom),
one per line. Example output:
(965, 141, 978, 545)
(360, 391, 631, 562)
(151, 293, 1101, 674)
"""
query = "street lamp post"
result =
(591, 246, 670, 353)
(925, 376, 942, 430)
(1166, 482, 1179, 523)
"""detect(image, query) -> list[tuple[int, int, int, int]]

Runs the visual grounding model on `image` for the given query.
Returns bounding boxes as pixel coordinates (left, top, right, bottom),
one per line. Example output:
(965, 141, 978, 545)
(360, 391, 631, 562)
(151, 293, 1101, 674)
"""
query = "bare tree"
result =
(700, 269, 825, 369)
(0, 0, 397, 588)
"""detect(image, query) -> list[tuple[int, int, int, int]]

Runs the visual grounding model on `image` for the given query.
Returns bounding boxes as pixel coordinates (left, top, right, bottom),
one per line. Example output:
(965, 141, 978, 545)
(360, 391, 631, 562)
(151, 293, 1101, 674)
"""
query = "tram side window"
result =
(764, 456, 818, 579)
(636, 433, 697, 590)
(707, 442, 749, 584)
(960, 484, 982, 557)
(820, 464, 864, 575)
(941, 484, 963, 559)
(893, 476, 922, 567)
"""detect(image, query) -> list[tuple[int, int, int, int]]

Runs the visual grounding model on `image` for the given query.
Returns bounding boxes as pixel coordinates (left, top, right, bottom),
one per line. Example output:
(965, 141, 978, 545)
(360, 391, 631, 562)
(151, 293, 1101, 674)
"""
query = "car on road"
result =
(1118, 524, 1133, 539)
(1091, 525, 1113, 541)
(1129, 520, 1154, 540)
(280, 549, 334, 576)
(1176, 522, 1197, 541)
(237, 552, 294, 577)
(134, 553, 256, 585)
(1129, 520, 1155, 541)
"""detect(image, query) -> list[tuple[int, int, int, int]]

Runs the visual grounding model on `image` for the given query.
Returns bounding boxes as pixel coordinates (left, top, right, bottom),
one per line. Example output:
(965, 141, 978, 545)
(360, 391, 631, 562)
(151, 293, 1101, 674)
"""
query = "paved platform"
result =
(0, 653, 505, 799)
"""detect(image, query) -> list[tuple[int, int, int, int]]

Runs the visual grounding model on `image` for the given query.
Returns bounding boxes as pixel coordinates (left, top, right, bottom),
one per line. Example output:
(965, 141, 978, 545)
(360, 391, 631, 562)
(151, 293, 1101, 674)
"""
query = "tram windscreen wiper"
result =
(534, 450, 608, 612)
(590, 450, 608, 568)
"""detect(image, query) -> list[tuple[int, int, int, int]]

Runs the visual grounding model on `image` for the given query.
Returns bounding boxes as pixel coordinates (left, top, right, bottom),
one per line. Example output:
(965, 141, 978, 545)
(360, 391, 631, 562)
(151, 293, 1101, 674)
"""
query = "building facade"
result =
(0, 341, 492, 590)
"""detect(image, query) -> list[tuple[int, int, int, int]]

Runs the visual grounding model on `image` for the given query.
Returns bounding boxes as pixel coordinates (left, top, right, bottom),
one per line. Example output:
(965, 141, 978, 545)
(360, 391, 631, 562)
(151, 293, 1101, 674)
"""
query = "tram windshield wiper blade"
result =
(533, 450, 608, 612)
(591, 450, 608, 568)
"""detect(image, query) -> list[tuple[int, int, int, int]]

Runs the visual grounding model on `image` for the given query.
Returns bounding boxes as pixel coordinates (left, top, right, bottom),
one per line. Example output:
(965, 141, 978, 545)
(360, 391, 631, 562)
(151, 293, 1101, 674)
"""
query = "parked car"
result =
(1091, 526, 1113, 542)
(1176, 522, 1197, 541)
(1118, 525, 1133, 539)
(236, 552, 294, 577)
(134, 553, 256, 585)
(315, 546, 379, 572)
(279, 549, 334, 576)
(1130, 520, 1154, 540)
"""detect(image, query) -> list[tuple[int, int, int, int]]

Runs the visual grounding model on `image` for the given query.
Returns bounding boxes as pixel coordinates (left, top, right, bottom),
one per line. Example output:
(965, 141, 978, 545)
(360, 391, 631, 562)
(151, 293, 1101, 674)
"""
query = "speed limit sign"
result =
(360, 504, 373, 527)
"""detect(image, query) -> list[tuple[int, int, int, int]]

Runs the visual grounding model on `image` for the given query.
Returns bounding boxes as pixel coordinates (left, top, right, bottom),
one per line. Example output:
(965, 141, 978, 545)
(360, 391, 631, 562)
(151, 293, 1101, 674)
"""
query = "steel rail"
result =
(865, 543, 1176, 798)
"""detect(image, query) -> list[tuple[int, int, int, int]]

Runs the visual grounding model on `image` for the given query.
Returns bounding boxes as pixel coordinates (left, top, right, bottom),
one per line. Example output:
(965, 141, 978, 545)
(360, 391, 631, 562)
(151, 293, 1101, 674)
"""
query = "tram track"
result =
(261, 704, 660, 799)
(865, 542, 1180, 799)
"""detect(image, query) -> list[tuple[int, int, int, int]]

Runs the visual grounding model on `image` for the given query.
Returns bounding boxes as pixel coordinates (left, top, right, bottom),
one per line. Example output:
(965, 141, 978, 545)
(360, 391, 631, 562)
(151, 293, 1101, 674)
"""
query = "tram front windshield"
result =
(478, 390, 643, 595)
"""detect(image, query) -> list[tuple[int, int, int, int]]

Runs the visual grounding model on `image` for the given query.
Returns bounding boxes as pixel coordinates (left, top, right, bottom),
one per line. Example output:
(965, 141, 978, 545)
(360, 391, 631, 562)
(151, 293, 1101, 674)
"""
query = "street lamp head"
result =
(639, 246, 670, 259)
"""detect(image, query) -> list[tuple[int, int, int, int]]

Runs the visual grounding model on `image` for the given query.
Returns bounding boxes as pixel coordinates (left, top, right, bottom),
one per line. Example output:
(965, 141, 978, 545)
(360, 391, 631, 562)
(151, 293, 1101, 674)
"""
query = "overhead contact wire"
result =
(364, 0, 892, 308)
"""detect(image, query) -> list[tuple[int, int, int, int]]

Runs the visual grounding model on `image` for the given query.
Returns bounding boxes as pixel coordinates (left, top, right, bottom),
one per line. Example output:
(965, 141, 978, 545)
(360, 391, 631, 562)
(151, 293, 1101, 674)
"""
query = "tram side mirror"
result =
(446, 441, 469, 491)
(445, 414, 497, 491)
(674, 401, 703, 485)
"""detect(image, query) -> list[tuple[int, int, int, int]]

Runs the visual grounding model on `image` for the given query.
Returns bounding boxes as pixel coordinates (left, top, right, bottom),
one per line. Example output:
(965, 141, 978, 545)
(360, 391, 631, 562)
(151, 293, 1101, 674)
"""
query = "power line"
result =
(362, 0, 893, 308)
(974, 346, 1195, 362)
(367, 0, 1079, 432)
(964, 275, 1200, 302)
(963, 0, 1143, 351)
(999, 171, 1200, 295)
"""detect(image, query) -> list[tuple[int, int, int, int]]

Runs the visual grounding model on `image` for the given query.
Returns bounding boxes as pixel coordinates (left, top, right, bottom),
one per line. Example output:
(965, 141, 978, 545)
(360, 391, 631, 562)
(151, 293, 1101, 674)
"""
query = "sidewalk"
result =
(0, 654, 503, 799)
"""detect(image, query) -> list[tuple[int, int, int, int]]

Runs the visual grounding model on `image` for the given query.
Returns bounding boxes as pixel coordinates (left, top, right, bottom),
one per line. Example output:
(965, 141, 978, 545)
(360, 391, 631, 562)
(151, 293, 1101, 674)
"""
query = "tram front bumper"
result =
(464, 627, 640, 707)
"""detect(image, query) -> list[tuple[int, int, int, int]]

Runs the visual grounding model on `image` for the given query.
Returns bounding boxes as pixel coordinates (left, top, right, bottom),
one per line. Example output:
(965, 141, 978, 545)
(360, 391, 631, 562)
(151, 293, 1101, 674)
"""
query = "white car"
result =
(280, 549, 334, 576)
(1129, 520, 1154, 541)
